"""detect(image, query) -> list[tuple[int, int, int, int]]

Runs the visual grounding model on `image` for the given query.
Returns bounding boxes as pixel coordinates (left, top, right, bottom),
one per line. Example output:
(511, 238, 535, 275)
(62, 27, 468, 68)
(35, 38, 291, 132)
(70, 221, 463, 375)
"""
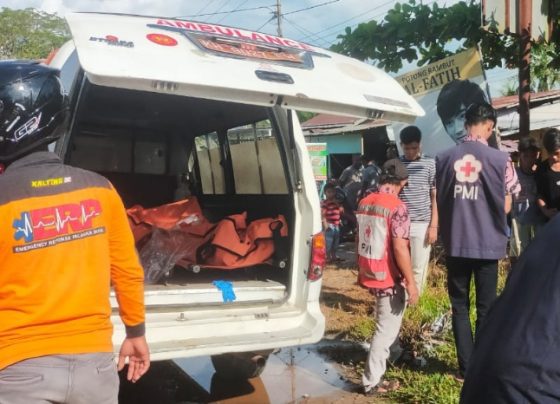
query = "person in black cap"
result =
(356, 158, 418, 396)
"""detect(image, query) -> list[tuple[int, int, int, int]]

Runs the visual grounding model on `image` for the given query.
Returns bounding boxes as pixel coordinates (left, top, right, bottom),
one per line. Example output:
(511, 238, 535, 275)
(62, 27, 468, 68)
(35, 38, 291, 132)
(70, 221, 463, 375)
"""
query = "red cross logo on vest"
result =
(454, 154, 482, 183)
(365, 224, 372, 239)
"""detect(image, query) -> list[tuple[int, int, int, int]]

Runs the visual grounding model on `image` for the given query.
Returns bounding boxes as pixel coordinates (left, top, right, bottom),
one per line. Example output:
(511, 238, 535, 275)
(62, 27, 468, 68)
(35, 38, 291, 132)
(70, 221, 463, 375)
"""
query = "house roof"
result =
(301, 114, 389, 136)
(492, 90, 560, 110)
(497, 100, 560, 137)
(301, 114, 357, 128)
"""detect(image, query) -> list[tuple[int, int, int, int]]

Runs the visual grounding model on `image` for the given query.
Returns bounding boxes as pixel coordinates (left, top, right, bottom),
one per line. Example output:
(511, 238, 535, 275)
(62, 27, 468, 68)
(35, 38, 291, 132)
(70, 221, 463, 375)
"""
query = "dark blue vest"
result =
(436, 141, 509, 259)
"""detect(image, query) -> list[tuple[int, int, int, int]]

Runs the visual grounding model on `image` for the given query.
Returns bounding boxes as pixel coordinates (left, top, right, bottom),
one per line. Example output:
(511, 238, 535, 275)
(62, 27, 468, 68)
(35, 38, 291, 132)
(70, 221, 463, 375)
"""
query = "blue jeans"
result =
(325, 225, 340, 259)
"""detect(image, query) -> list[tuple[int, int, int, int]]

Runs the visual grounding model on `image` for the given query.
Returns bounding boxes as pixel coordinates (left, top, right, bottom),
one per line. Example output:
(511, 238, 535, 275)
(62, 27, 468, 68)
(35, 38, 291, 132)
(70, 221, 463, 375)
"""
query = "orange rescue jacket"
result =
(0, 152, 145, 371)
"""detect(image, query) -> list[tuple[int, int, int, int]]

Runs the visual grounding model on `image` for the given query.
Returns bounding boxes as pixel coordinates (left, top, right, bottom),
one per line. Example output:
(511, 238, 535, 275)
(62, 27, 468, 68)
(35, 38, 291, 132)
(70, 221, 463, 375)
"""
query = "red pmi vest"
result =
(356, 192, 402, 289)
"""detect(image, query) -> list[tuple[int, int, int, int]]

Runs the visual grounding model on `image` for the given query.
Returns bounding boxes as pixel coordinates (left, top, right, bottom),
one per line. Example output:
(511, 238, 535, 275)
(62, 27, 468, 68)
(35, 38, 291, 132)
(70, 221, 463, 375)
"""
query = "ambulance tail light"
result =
(308, 232, 326, 281)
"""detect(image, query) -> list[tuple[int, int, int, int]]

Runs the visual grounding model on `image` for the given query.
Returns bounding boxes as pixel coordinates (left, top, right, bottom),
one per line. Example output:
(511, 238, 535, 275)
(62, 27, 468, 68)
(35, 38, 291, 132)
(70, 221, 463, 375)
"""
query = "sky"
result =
(0, 0, 515, 96)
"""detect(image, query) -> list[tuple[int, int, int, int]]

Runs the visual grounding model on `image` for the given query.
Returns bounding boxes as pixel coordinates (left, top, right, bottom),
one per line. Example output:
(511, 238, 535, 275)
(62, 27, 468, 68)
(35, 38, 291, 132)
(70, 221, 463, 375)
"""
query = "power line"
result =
(255, 0, 342, 39)
(256, 16, 276, 32)
(195, 0, 219, 15)
(282, 0, 340, 17)
(216, 0, 251, 23)
(281, 16, 332, 48)
(176, 5, 275, 19)
(320, 0, 438, 46)
(297, 0, 395, 41)
(208, 0, 235, 22)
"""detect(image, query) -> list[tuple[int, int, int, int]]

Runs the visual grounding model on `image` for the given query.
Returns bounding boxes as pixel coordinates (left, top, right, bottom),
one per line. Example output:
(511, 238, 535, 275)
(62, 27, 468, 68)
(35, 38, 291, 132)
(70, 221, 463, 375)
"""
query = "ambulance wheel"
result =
(211, 351, 270, 380)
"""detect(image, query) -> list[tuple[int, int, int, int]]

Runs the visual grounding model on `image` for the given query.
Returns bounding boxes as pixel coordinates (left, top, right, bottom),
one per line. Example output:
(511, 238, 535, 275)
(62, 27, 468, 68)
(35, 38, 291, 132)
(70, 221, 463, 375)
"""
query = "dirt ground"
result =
(302, 242, 385, 404)
(320, 242, 372, 338)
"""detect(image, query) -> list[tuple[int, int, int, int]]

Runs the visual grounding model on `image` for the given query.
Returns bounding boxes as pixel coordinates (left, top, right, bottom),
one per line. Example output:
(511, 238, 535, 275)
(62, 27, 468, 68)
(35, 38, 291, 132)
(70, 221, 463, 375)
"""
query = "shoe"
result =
(362, 386, 379, 397)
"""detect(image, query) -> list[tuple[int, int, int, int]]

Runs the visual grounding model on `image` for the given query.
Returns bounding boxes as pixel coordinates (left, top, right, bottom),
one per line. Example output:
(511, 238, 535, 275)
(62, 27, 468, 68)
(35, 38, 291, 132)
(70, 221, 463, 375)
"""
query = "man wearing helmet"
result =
(0, 61, 149, 403)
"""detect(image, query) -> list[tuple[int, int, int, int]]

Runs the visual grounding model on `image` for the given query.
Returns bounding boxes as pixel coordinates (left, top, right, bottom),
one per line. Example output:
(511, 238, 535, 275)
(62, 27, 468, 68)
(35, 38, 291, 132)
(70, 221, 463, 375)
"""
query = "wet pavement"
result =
(119, 341, 360, 404)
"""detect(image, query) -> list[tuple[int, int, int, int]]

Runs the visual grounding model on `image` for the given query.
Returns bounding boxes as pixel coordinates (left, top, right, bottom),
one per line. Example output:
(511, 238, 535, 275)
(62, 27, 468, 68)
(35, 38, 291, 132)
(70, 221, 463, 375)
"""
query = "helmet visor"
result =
(0, 80, 35, 132)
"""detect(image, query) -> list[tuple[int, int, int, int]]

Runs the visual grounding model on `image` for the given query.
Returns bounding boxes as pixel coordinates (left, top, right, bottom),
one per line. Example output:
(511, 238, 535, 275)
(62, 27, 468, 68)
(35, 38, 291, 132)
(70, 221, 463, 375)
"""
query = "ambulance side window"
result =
(194, 132, 225, 195)
(227, 121, 288, 194)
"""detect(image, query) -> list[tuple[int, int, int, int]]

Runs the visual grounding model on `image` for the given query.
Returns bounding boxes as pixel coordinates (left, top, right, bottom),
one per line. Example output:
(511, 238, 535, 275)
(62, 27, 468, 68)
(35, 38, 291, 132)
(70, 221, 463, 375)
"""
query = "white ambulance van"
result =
(49, 12, 424, 378)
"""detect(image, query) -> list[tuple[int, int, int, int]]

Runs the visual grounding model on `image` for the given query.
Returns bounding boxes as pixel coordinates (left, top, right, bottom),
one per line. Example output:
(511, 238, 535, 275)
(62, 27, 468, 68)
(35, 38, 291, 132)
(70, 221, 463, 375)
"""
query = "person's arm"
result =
(504, 159, 520, 214)
(338, 168, 350, 187)
(391, 204, 419, 305)
(426, 188, 438, 245)
(426, 161, 438, 245)
(321, 202, 329, 230)
(537, 197, 558, 218)
(535, 168, 558, 219)
(107, 187, 150, 382)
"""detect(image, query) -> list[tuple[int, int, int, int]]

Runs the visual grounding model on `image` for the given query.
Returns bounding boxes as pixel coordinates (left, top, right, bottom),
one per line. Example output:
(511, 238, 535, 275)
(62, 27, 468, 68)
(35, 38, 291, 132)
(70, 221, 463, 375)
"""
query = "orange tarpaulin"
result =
(126, 199, 288, 277)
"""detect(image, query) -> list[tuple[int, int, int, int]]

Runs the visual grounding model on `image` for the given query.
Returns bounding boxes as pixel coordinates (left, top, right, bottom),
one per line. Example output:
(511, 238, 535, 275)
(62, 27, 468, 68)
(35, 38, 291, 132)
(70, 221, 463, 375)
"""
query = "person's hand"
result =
(406, 282, 419, 306)
(425, 226, 438, 246)
(118, 336, 150, 383)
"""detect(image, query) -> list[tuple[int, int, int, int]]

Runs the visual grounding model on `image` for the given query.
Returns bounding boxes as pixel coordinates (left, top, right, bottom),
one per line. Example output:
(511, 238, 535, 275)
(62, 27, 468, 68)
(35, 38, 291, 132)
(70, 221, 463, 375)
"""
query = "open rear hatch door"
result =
(66, 12, 424, 123)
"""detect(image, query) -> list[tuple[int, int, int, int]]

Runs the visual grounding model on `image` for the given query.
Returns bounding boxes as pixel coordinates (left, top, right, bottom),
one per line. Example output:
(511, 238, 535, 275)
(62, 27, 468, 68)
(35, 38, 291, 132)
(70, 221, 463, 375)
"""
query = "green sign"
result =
(306, 143, 328, 181)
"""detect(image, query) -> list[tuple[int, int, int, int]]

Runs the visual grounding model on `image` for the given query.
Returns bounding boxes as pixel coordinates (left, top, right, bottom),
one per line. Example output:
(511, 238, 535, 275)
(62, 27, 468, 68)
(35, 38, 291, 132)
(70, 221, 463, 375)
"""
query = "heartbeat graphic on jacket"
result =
(13, 206, 100, 243)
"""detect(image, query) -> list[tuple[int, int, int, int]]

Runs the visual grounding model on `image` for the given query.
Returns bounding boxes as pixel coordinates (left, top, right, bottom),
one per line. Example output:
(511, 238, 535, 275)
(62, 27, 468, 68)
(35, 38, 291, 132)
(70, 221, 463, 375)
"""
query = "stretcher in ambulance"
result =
(49, 12, 424, 378)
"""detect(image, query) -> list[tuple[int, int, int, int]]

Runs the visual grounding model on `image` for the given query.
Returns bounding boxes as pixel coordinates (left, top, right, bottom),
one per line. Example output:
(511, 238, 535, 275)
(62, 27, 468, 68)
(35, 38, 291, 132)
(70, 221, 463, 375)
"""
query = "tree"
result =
(0, 7, 70, 60)
(330, 0, 559, 91)
(531, 42, 560, 92)
(296, 110, 316, 123)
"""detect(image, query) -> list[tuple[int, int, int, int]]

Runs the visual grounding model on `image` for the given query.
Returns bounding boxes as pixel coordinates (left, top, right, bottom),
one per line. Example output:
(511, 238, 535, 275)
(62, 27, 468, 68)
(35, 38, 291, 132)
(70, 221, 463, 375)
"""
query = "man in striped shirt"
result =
(398, 126, 438, 294)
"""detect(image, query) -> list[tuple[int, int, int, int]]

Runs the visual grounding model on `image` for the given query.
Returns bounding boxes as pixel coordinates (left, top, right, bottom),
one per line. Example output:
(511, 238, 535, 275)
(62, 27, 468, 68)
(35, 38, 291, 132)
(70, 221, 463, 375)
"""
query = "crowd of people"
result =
(321, 102, 560, 399)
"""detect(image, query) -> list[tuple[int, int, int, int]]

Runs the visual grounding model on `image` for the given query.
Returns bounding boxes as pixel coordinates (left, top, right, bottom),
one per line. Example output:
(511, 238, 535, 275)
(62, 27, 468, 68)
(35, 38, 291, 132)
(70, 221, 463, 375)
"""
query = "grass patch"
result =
(377, 258, 509, 403)
(319, 252, 511, 403)
(348, 317, 375, 341)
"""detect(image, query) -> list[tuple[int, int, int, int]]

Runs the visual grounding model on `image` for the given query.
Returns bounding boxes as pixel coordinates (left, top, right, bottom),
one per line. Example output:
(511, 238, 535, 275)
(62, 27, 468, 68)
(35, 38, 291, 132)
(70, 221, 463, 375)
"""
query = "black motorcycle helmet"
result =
(0, 60, 67, 163)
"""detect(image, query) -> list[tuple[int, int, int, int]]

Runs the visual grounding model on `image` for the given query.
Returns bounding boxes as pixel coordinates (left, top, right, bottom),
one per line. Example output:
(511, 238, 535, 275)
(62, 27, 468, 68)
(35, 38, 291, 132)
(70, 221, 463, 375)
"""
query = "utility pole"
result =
(518, 0, 532, 137)
(275, 0, 283, 37)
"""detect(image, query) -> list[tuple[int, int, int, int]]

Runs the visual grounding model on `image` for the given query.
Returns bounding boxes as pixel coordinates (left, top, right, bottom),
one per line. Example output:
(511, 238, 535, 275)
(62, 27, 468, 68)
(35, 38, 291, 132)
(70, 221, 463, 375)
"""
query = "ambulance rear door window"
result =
(227, 120, 288, 195)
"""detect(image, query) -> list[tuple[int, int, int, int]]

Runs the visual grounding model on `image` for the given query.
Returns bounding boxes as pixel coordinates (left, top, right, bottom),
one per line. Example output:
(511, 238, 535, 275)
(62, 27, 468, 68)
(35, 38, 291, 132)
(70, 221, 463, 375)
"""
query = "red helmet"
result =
(0, 61, 68, 162)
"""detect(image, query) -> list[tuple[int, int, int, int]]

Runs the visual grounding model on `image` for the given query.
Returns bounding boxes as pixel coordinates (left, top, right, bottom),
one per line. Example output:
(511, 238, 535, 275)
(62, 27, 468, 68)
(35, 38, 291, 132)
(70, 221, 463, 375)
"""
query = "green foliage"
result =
(330, 0, 519, 73)
(0, 7, 70, 60)
(383, 262, 510, 403)
(296, 110, 316, 123)
(501, 79, 518, 96)
(531, 41, 560, 91)
(347, 317, 375, 341)
(386, 363, 462, 404)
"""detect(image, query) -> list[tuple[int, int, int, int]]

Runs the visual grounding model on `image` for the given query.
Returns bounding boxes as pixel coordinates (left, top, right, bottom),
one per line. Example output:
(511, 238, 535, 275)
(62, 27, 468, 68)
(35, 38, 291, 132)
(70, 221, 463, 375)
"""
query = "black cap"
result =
(382, 158, 408, 180)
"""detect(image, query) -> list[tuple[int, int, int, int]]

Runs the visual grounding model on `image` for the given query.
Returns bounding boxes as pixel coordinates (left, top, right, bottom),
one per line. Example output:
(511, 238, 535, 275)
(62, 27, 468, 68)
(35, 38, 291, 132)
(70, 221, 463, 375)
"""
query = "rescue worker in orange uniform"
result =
(0, 61, 149, 403)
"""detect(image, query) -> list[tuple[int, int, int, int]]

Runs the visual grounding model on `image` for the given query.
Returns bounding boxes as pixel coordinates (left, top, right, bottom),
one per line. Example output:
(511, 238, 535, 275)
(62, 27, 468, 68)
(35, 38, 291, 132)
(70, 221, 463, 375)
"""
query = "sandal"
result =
(363, 379, 400, 396)
(377, 379, 400, 393)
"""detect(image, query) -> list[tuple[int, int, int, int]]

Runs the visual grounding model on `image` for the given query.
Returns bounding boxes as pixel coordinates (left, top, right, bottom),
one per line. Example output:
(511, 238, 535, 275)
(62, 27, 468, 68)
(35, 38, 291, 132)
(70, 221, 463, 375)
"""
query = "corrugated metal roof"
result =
(493, 90, 560, 110)
(301, 113, 389, 136)
(300, 114, 358, 127)
(498, 101, 560, 137)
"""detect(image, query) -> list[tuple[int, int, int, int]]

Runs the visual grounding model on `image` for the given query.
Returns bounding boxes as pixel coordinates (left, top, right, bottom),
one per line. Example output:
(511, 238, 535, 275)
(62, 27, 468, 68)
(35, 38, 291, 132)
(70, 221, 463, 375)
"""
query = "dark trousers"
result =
(446, 256, 498, 376)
